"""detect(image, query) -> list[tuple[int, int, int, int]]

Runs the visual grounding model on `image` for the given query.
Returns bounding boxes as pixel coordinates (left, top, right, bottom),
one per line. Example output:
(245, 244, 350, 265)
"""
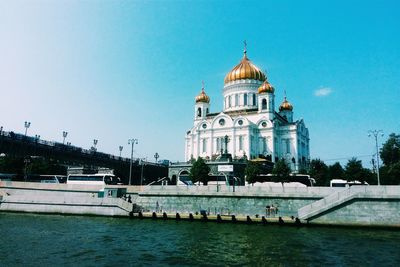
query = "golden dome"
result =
(224, 51, 266, 84)
(195, 87, 210, 103)
(258, 80, 274, 94)
(279, 97, 293, 111)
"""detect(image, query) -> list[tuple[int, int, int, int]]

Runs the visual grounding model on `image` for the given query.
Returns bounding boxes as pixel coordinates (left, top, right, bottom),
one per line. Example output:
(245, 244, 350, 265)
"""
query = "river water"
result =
(0, 213, 399, 266)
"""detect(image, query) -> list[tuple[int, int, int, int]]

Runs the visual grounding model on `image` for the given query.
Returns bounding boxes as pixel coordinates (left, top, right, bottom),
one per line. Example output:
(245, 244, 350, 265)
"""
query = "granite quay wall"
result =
(1, 182, 400, 227)
(133, 185, 400, 227)
(0, 181, 133, 216)
(134, 185, 340, 217)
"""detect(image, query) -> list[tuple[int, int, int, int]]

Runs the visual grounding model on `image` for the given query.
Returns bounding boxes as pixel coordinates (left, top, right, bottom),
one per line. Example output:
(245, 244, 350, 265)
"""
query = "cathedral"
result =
(184, 47, 310, 172)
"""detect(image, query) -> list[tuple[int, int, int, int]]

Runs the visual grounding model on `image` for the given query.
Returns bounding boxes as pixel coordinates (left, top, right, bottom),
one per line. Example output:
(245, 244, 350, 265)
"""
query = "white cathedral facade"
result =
(184, 48, 310, 172)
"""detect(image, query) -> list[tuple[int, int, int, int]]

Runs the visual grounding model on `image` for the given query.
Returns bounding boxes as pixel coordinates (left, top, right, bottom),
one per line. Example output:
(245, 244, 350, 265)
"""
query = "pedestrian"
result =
(127, 195, 132, 203)
(266, 205, 270, 217)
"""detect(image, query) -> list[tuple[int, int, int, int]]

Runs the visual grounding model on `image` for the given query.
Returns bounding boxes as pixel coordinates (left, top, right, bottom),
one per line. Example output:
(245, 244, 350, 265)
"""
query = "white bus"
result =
(329, 179, 368, 187)
(67, 174, 120, 185)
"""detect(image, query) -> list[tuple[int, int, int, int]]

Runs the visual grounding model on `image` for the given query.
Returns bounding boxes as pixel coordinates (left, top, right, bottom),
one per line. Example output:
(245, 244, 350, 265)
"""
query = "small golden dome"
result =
(195, 87, 210, 103)
(224, 51, 266, 84)
(279, 97, 293, 111)
(258, 80, 274, 94)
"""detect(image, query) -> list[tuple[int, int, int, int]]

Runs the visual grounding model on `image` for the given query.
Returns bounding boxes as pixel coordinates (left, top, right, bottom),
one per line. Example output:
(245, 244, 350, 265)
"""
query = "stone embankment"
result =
(1, 181, 400, 227)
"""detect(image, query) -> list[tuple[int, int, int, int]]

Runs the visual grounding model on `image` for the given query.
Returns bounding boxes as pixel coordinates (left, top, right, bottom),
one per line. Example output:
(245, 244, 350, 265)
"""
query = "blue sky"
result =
(0, 0, 399, 167)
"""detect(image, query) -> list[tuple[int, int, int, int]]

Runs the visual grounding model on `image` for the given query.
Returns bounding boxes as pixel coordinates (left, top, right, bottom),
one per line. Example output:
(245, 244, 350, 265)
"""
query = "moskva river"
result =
(1, 213, 399, 266)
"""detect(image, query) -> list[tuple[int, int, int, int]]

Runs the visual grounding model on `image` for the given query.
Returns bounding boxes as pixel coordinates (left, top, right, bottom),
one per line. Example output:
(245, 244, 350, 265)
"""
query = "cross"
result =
(202, 80, 205, 89)
(243, 40, 247, 54)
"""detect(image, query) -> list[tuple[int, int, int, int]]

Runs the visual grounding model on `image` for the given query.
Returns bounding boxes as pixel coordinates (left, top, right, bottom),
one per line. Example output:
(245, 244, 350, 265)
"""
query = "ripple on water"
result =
(1, 213, 400, 266)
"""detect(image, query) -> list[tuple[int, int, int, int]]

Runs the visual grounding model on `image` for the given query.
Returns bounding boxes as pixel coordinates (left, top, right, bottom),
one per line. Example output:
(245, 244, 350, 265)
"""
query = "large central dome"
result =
(224, 51, 266, 84)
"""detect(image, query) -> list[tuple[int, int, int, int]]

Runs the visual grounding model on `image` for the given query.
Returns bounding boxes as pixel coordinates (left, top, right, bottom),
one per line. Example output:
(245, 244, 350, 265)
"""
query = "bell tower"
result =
(194, 82, 210, 122)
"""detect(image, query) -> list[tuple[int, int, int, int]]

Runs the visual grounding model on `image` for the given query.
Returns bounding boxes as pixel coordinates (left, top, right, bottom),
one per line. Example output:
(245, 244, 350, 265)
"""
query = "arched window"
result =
(235, 94, 239, 106)
(206, 108, 209, 114)
(197, 107, 201, 117)
(228, 96, 232, 107)
(239, 136, 243, 151)
(262, 99, 267, 110)
(244, 94, 248, 105)
(252, 93, 256, 106)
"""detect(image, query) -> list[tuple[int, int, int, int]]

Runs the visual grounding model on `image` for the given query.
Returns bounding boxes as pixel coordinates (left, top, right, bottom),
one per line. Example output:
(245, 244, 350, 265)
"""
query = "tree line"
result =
(189, 132, 400, 186)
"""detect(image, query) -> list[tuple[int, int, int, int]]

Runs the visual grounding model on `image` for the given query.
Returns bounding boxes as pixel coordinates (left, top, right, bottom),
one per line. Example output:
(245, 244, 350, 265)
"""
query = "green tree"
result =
(379, 133, 400, 185)
(245, 161, 261, 184)
(309, 159, 329, 186)
(344, 157, 371, 184)
(380, 162, 400, 185)
(327, 162, 344, 181)
(0, 156, 24, 175)
(380, 133, 400, 166)
(189, 157, 210, 185)
(271, 159, 291, 184)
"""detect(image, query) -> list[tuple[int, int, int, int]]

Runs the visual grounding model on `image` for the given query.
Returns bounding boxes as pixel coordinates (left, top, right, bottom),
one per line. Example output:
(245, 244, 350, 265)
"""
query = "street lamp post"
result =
(119, 146, 123, 157)
(24, 157, 31, 181)
(63, 131, 68, 144)
(368, 130, 384, 186)
(24, 121, 31, 136)
(93, 139, 98, 149)
(154, 152, 159, 163)
(128, 138, 138, 185)
(0, 126, 3, 135)
(140, 157, 147, 186)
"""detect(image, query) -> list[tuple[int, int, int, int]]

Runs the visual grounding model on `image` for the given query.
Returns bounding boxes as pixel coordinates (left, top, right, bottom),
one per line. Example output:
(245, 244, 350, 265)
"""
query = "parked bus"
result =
(26, 175, 66, 183)
(330, 179, 368, 187)
(67, 174, 120, 185)
(256, 174, 315, 186)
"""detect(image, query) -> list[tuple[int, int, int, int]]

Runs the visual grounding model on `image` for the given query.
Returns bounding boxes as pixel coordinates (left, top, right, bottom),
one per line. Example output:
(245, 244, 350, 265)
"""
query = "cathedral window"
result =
(202, 139, 207, 153)
(244, 94, 248, 105)
(228, 96, 232, 107)
(235, 94, 239, 106)
(286, 139, 291, 153)
(262, 99, 267, 110)
(197, 107, 201, 117)
(262, 137, 267, 153)
(219, 118, 225, 126)
(239, 136, 243, 151)
(202, 124, 207, 129)
(238, 119, 243, 126)
(206, 108, 209, 114)
(262, 121, 267, 127)
(252, 93, 256, 106)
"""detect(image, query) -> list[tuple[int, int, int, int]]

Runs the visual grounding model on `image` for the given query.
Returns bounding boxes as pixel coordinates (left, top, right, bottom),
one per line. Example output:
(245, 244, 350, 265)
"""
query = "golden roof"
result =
(258, 80, 274, 94)
(279, 97, 293, 111)
(195, 87, 210, 103)
(224, 51, 266, 84)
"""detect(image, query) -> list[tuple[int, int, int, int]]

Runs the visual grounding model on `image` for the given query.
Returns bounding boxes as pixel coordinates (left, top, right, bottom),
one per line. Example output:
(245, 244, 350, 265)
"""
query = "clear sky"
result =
(0, 0, 399, 166)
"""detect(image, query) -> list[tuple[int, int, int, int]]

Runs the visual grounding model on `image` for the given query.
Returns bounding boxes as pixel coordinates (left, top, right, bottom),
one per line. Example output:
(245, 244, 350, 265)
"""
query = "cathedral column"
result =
(271, 128, 276, 162)
(247, 128, 251, 158)
(232, 126, 236, 158)
(196, 130, 200, 159)
(210, 129, 214, 159)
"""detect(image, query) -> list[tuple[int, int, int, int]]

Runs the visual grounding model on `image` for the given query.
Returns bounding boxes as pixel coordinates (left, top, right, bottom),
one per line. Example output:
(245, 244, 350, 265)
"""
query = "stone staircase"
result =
(298, 186, 373, 220)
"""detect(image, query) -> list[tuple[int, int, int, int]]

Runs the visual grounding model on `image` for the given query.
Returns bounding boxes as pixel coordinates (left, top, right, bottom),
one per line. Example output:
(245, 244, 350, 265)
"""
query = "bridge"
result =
(0, 130, 168, 185)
